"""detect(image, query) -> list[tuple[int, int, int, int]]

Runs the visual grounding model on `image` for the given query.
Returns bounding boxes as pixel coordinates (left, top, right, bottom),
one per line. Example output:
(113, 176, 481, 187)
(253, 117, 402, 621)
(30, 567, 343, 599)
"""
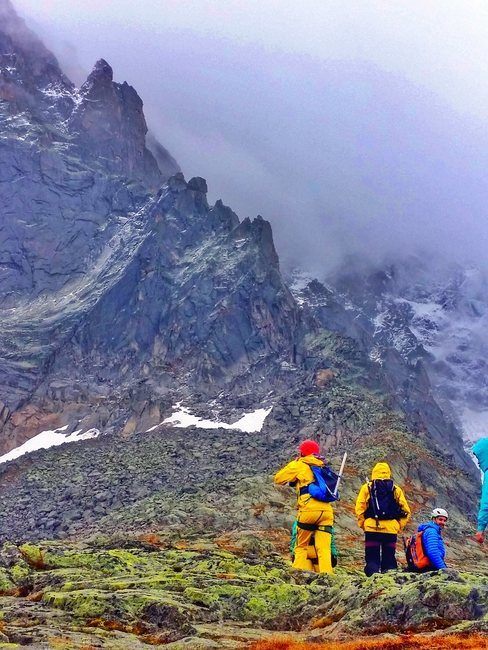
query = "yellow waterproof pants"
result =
(294, 510, 333, 574)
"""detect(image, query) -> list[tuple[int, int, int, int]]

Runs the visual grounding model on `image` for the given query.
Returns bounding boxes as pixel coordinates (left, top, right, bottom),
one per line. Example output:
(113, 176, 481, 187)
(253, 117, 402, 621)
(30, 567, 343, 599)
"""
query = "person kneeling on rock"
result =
(355, 462, 411, 576)
(411, 508, 449, 571)
(274, 440, 335, 574)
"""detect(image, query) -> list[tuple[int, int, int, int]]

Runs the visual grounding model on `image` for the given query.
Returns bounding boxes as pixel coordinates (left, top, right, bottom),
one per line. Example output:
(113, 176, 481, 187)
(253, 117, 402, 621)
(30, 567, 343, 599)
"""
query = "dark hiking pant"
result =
(364, 532, 397, 576)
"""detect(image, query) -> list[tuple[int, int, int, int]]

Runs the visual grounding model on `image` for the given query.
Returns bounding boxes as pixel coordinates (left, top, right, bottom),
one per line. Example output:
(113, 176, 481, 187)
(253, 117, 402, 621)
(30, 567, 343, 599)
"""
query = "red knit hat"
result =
(299, 439, 320, 456)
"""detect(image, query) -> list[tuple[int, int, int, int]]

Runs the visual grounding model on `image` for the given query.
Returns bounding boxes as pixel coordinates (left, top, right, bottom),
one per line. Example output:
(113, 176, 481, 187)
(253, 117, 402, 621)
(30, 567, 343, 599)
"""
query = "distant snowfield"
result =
(149, 403, 273, 433)
(0, 426, 100, 465)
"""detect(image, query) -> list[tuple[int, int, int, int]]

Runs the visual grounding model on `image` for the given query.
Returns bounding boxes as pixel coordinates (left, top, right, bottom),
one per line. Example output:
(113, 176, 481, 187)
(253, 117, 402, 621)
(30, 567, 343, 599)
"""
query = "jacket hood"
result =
(472, 437, 488, 473)
(300, 455, 324, 467)
(418, 521, 441, 533)
(371, 462, 391, 480)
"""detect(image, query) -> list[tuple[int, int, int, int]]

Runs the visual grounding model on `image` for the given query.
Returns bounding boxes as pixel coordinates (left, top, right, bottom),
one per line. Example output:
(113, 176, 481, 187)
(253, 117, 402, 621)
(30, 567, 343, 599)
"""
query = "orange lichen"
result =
(250, 633, 488, 650)
(343, 465, 360, 477)
(87, 618, 145, 634)
(341, 502, 358, 515)
(87, 619, 172, 646)
(174, 540, 190, 550)
(26, 590, 44, 602)
(214, 537, 243, 554)
(252, 503, 267, 517)
(310, 610, 345, 629)
(137, 533, 162, 546)
(0, 587, 22, 597)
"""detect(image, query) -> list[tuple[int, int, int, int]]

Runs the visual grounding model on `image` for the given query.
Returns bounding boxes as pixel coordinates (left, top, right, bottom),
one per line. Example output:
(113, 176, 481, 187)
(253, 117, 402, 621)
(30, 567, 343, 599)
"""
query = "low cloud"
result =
(14, 1, 488, 274)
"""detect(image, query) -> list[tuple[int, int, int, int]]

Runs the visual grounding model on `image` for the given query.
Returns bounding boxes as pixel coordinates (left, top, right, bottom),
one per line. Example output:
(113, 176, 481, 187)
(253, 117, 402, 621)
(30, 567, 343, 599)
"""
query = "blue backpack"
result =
(300, 465, 340, 502)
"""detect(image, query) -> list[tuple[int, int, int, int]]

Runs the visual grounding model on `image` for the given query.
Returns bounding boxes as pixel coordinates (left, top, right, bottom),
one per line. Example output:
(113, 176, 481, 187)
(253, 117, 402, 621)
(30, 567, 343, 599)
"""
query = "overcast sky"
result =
(13, 0, 488, 273)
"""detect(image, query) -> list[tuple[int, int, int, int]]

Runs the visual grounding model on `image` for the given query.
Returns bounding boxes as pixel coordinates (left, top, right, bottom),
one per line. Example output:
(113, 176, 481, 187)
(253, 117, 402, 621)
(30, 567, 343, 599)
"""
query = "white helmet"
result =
(431, 507, 448, 519)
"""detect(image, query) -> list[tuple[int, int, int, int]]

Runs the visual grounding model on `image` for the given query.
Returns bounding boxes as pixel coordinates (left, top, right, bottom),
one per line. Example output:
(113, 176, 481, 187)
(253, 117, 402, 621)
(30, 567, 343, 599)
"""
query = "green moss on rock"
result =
(19, 543, 44, 568)
(42, 588, 115, 619)
(244, 583, 310, 621)
(183, 587, 219, 607)
(0, 536, 485, 648)
(0, 568, 15, 594)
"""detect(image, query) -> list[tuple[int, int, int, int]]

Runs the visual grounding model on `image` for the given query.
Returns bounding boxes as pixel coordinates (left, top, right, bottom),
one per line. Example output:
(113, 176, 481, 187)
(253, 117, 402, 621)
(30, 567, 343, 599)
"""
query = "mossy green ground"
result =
(0, 535, 485, 648)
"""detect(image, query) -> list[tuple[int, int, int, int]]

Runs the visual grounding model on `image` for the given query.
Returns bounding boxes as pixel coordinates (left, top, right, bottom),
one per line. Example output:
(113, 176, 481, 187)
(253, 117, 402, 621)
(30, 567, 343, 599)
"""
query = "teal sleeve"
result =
(477, 471, 488, 532)
(331, 527, 338, 557)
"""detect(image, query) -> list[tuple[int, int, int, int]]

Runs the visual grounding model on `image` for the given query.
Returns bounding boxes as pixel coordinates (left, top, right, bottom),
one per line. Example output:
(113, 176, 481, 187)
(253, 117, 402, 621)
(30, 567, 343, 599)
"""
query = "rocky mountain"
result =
(289, 256, 488, 449)
(0, 0, 307, 451)
(0, 2, 487, 647)
(0, 0, 483, 520)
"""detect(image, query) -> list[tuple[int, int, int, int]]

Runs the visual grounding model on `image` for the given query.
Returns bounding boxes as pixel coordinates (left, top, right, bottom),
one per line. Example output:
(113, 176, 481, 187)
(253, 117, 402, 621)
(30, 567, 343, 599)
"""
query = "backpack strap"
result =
(392, 484, 408, 518)
(365, 480, 378, 520)
(298, 462, 321, 496)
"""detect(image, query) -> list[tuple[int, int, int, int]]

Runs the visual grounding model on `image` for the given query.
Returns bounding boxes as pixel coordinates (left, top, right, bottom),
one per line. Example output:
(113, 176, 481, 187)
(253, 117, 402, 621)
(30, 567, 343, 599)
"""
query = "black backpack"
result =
(364, 479, 405, 520)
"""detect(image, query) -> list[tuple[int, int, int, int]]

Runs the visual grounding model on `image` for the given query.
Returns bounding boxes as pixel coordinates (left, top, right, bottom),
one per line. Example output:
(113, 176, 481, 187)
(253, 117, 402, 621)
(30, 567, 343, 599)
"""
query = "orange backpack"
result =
(404, 531, 431, 570)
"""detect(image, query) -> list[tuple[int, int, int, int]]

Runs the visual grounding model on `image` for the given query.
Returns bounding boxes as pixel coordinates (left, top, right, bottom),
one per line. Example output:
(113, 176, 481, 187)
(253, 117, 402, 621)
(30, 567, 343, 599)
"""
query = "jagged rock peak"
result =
(1, 2, 179, 186)
(85, 58, 113, 85)
(187, 177, 208, 193)
(164, 172, 187, 192)
(210, 199, 240, 230)
(232, 215, 280, 268)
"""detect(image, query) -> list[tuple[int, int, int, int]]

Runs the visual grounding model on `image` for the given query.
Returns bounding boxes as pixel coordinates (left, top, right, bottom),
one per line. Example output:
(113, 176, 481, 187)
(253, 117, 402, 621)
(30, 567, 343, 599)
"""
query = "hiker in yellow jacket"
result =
(274, 439, 334, 574)
(355, 461, 410, 576)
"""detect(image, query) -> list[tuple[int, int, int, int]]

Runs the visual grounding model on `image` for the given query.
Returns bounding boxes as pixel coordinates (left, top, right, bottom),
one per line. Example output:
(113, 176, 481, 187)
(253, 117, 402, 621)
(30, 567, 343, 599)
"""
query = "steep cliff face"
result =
(45, 176, 300, 409)
(288, 273, 475, 475)
(0, 0, 178, 305)
(0, 0, 302, 448)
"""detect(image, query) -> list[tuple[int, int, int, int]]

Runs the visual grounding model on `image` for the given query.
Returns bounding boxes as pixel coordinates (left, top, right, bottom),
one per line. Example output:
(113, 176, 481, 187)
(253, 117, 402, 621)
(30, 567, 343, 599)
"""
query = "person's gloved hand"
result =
(475, 531, 484, 544)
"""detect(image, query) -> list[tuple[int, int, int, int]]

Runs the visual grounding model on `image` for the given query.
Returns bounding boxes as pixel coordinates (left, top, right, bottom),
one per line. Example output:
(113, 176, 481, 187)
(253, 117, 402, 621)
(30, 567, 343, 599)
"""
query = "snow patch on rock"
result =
(0, 426, 101, 464)
(154, 403, 273, 433)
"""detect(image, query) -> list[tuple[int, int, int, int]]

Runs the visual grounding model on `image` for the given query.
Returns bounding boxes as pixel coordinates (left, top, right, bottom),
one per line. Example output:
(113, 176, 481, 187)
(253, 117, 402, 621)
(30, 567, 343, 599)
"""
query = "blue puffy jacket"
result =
(472, 438, 488, 533)
(418, 521, 446, 569)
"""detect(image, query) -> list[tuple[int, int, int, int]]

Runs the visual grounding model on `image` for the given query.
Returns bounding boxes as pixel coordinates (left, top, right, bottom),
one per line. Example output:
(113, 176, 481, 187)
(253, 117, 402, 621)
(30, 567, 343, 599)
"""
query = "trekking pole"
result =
(333, 452, 347, 496)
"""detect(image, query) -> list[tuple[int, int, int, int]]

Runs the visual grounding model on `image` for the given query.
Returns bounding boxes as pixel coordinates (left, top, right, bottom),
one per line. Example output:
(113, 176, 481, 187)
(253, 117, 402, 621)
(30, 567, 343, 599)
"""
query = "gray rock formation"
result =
(0, 0, 303, 454)
(0, 0, 183, 439)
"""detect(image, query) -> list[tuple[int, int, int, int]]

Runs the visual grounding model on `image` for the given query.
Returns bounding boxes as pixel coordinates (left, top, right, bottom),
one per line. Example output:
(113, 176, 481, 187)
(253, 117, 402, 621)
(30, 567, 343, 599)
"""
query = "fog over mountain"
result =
(12, 1, 488, 273)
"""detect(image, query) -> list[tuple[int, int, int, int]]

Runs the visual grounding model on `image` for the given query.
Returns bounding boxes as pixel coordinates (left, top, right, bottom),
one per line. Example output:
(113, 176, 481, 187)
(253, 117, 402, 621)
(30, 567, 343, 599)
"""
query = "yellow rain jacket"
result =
(355, 462, 410, 534)
(275, 454, 334, 573)
(274, 455, 334, 525)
